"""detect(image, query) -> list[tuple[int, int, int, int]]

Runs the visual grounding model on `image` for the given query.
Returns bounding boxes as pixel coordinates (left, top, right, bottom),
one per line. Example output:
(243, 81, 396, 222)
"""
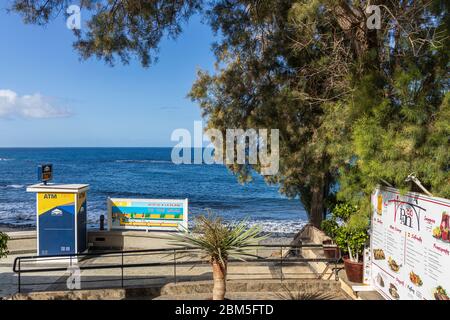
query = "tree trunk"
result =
(211, 260, 227, 300)
(310, 177, 325, 228)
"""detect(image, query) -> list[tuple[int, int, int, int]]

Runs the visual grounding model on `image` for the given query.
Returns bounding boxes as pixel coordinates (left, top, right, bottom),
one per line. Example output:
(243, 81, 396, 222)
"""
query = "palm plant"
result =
(169, 213, 268, 300)
(274, 284, 337, 300)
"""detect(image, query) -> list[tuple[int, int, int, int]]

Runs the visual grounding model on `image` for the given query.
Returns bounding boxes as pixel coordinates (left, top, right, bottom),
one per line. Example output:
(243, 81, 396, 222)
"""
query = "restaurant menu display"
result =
(370, 187, 450, 300)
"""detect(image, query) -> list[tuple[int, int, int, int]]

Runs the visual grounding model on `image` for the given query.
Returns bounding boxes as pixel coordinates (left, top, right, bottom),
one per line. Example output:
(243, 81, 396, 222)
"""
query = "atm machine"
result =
(27, 165, 89, 256)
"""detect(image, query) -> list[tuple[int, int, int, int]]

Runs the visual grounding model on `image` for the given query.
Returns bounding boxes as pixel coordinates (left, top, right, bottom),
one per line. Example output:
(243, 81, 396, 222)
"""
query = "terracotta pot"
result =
(343, 255, 364, 283)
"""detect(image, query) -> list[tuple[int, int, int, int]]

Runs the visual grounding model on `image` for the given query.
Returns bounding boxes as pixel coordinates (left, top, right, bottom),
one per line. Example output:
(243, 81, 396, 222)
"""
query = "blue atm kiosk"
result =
(26, 184, 89, 256)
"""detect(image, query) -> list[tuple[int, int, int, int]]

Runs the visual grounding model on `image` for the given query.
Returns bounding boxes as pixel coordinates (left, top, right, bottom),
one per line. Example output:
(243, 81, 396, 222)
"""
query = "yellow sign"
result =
(377, 194, 383, 215)
(37, 193, 75, 215)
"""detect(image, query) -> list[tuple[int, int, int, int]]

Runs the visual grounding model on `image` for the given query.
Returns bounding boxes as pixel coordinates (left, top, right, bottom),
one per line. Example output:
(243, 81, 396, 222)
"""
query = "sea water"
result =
(0, 148, 307, 234)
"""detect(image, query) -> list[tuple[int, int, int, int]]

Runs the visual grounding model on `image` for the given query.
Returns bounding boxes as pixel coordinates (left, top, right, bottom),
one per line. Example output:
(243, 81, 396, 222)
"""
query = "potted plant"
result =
(0, 231, 9, 259)
(169, 213, 267, 300)
(324, 202, 369, 283)
(320, 203, 355, 259)
(335, 226, 369, 283)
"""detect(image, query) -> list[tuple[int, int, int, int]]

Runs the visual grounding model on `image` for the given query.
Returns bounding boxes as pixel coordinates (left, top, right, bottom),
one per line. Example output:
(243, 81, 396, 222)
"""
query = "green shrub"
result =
(334, 226, 368, 262)
(321, 202, 368, 262)
(320, 219, 339, 239)
(331, 202, 358, 222)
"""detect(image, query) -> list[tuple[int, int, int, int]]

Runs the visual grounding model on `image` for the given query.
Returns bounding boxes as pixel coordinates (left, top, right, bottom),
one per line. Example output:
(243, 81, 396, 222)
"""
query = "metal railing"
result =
(12, 243, 341, 293)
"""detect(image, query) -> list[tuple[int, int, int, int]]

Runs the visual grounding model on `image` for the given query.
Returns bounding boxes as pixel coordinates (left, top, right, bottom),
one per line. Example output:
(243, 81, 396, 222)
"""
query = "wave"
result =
(8, 184, 25, 189)
(115, 159, 173, 164)
(0, 158, 14, 161)
(187, 218, 305, 234)
(0, 184, 25, 189)
(243, 219, 306, 234)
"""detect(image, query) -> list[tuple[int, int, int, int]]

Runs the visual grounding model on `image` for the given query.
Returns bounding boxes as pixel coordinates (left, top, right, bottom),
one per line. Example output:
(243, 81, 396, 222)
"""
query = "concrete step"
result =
(151, 290, 351, 300)
(338, 269, 384, 300)
(8, 279, 347, 300)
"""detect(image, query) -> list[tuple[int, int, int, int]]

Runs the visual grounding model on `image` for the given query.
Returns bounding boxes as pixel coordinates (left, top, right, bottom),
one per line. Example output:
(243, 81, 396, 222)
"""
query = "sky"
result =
(0, 5, 216, 147)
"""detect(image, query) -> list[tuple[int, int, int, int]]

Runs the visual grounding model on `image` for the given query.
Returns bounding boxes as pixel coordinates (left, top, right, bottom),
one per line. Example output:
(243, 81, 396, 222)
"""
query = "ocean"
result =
(0, 148, 308, 234)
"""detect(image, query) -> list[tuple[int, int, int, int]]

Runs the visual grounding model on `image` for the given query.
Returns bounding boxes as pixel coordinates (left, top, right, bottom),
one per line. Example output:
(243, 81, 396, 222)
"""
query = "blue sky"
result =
(0, 6, 216, 147)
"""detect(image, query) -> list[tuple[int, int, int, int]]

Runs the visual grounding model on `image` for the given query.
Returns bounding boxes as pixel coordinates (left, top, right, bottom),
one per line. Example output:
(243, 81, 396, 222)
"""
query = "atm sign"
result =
(38, 164, 53, 183)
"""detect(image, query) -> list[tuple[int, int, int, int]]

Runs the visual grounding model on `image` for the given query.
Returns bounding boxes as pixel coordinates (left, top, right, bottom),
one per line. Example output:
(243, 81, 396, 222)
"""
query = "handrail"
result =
(12, 243, 334, 272)
(13, 243, 341, 293)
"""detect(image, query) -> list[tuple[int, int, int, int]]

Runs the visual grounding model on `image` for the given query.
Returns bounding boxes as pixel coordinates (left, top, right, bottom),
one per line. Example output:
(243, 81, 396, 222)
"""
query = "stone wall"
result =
(5, 229, 182, 254)
(87, 230, 179, 250)
(6, 231, 36, 254)
(7, 279, 345, 300)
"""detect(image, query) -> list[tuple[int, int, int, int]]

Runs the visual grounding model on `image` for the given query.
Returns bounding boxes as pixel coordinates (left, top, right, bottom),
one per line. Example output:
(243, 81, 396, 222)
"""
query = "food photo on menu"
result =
(388, 257, 401, 273)
(433, 212, 450, 243)
(409, 272, 423, 287)
(373, 249, 385, 260)
(434, 286, 450, 300)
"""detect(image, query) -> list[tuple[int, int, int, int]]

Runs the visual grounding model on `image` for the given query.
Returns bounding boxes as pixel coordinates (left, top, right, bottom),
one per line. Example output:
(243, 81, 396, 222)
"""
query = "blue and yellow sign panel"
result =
(27, 183, 89, 256)
(36, 191, 88, 255)
(38, 193, 76, 255)
(108, 198, 188, 231)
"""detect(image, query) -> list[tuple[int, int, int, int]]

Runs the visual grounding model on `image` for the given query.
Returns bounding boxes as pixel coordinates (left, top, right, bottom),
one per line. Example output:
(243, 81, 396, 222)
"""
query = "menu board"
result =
(370, 187, 450, 300)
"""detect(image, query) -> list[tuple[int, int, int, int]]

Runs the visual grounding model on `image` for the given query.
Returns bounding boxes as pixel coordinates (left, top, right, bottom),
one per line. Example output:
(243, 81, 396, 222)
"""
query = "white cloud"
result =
(0, 89, 73, 119)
